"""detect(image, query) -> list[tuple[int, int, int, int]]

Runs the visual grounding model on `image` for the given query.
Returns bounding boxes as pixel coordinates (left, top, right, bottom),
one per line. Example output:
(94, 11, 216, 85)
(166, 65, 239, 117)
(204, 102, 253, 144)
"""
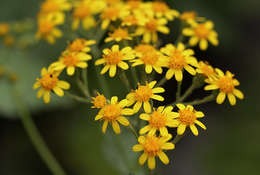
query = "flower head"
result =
(95, 96, 134, 134)
(133, 134, 174, 170)
(183, 21, 218, 50)
(33, 66, 70, 103)
(173, 104, 206, 136)
(91, 92, 107, 108)
(204, 69, 244, 105)
(105, 28, 132, 42)
(95, 45, 135, 77)
(139, 106, 178, 136)
(127, 81, 165, 113)
(0, 23, 9, 36)
(160, 43, 198, 81)
(151, 1, 179, 20)
(65, 38, 95, 53)
(196, 61, 217, 80)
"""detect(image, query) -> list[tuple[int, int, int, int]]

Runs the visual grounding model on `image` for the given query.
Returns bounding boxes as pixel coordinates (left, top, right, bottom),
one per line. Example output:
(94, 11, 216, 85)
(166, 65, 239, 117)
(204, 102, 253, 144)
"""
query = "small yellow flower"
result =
(160, 43, 198, 81)
(33, 67, 70, 104)
(121, 12, 147, 27)
(65, 38, 96, 53)
(139, 106, 178, 136)
(3, 35, 14, 47)
(180, 11, 197, 22)
(136, 17, 169, 43)
(51, 52, 92, 76)
(95, 45, 135, 77)
(151, 1, 179, 20)
(173, 104, 206, 136)
(105, 28, 132, 42)
(95, 96, 134, 134)
(0, 23, 9, 36)
(91, 92, 107, 108)
(133, 134, 174, 170)
(196, 61, 217, 80)
(204, 69, 244, 105)
(127, 81, 165, 113)
(183, 21, 219, 50)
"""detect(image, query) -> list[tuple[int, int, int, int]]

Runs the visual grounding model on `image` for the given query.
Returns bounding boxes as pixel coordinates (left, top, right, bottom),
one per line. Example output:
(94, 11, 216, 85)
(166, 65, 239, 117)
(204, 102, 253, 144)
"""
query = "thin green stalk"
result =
(185, 92, 217, 106)
(81, 69, 90, 94)
(173, 134, 184, 144)
(130, 67, 139, 88)
(119, 71, 131, 91)
(176, 81, 182, 100)
(65, 92, 91, 103)
(12, 87, 66, 175)
(156, 77, 167, 87)
(129, 122, 138, 139)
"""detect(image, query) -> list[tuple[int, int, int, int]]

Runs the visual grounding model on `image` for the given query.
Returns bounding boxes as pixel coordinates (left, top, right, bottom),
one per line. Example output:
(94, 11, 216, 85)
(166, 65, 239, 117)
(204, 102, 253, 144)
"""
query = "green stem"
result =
(172, 134, 184, 144)
(156, 77, 167, 87)
(176, 81, 182, 100)
(119, 71, 131, 91)
(185, 92, 217, 106)
(65, 92, 91, 103)
(129, 122, 138, 139)
(81, 69, 90, 94)
(11, 87, 66, 175)
(130, 67, 139, 88)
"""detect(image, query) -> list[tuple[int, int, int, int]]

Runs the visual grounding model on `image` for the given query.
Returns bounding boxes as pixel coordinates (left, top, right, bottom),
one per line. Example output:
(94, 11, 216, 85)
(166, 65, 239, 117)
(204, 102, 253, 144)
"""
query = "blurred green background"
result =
(0, 0, 259, 175)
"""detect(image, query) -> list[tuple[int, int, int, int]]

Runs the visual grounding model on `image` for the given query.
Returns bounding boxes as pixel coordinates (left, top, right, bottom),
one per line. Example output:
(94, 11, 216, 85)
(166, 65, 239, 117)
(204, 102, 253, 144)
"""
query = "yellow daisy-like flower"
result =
(105, 28, 132, 42)
(173, 104, 206, 136)
(126, 81, 165, 113)
(180, 11, 197, 22)
(136, 17, 169, 43)
(139, 106, 178, 136)
(0, 23, 9, 36)
(65, 38, 96, 53)
(183, 20, 219, 50)
(33, 67, 70, 104)
(95, 96, 134, 134)
(91, 92, 107, 108)
(204, 69, 244, 106)
(95, 45, 135, 77)
(160, 43, 198, 81)
(51, 52, 92, 76)
(196, 61, 217, 80)
(133, 134, 174, 170)
(151, 1, 179, 20)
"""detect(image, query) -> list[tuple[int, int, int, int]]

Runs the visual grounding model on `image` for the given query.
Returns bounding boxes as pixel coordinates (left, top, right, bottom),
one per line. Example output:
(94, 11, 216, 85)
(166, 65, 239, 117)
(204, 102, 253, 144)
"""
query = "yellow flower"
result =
(160, 43, 198, 81)
(105, 28, 132, 42)
(151, 1, 179, 20)
(204, 69, 244, 105)
(51, 52, 92, 76)
(121, 13, 146, 27)
(180, 11, 197, 22)
(33, 67, 70, 104)
(183, 21, 219, 50)
(91, 92, 107, 108)
(196, 61, 217, 80)
(136, 17, 169, 43)
(173, 104, 206, 136)
(65, 38, 96, 53)
(95, 45, 135, 77)
(139, 106, 178, 136)
(3, 35, 14, 47)
(133, 134, 174, 170)
(135, 44, 156, 54)
(0, 23, 9, 36)
(126, 81, 165, 113)
(95, 96, 134, 134)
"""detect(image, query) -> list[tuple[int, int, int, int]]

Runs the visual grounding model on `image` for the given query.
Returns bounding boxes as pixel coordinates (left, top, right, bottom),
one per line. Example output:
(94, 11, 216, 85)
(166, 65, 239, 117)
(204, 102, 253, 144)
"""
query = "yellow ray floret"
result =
(139, 106, 178, 136)
(126, 81, 165, 113)
(172, 104, 206, 136)
(133, 134, 174, 170)
(95, 96, 134, 134)
(151, 1, 179, 20)
(33, 66, 70, 104)
(204, 69, 244, 106)
(95, 45, 135, 77)
(160, 43, 198, 81)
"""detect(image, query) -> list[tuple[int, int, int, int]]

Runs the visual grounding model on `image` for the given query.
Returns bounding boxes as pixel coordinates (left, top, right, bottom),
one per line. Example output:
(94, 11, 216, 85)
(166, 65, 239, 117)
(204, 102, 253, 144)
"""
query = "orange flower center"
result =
(168, 51, 186, 69)
(110, 28, 129, 38)
(103, 104, 121, 121)
(145, 19, 158, 32)
(217, 76, 234, 93)
(68, 39, 85, 52)
(104, 51, 123, 65)
(0, 24, 9, 35)
(149, 111, 167, 128)
(39, 21, 54, 34)
(200, 63, 215, 77)
(39, 73, 58, 91)
(126, 0, 141, 9)
(140, 52, 159, 65)
(62, 54, 80, 67)
(181, 11, 196, 21)
(41, 1, 59, 14)
(143, 136, 161, 156)
(179, 109, 196, 125)
(93, 95, 106, 108)
(195, 24, 210, 39)
(73, 6, 91, 19)
(135, 44, 155, 55)
(152, 2, 169, 13)
(135, 85, 153, 102)
(102, 7, 120, 20)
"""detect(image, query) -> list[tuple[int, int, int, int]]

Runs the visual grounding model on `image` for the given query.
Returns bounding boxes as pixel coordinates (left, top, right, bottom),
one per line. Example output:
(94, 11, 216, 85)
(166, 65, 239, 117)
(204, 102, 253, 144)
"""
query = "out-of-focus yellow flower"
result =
(105, 28, 132, 42)
(204, 69, 244, 105)
(65, 38, 96, 53)
(133, 134, 174, 170)
(183, 21, 218, 50)
(135, 44, 156, 54)
(95, 45, 135, 77)
(0, 23, 9, 36)
(104, 0, 122, 6)
(151, 1, 179, 20)
(33, 67, 70, 104)
(91, 92, 107, 108)
(3, 35, 14, 47)
(126, 81, 165, 113)
(160, 43, 198, 81)
(173, 104, 206, 136)
(95, 96, 134, 134)
(196, 61, 217, 80)
(139, 106, 178, 136)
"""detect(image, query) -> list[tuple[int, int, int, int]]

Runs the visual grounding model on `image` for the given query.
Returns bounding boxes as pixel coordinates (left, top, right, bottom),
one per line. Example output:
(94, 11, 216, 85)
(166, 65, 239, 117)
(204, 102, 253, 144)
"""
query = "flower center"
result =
(178, 109, 196, 125)
(104, 51, 123, 65)
(152, 2, 169, 13)
(143, 136, 161, 156)
(103, 104, 122, 121)
(168, 51, 186, 69)
(195, 24, 210, 39)
(218, 76, 234, 93)
(39, 21, 54, 34)
(73, 6, 91, 19)
(149, 111, 167, 128)
(62, 54, 80, 67)
(39, 73, 58, 91)
(102, 7, 120, 20)
(41, 1, 59, 14)
(135, 85, 153, 102)
(93, 95, 106, 108)
(181, 11, 196, 21)
(110, 28, 129, 38)
(140, 52, 159, 65)
(145, 19, 158, 32)
(68, 39, 85, 52)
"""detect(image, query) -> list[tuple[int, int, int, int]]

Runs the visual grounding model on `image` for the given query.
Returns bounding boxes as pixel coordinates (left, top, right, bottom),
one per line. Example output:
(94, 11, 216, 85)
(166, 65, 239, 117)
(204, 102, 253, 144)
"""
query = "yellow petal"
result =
(139, 153, 148, 165)
(111, 96, 118, 104)
(67, 66, 75, 76)
(148, 156, 156, 170)
(160, 127, 168, 136)
(233, 89, 244, 99)
(228, 93, 236, 106)
(140, 113, 150, 120)
(112, 45, 119, 52)
(117, 117, 129, 126)
(195, 111, 204, 118)
(189, 36, 199, 46)
(166, 69, 174, 80)
(182, 28, 194, 36)
(151, 95, 164, 101)
(143, 101, 151, 113)
(95, 115, 103, 120)
(133, 101, 142, 112)
(204, 84, 219, 91)
(152, 87, 165, 93)
(121, 108, 134, 115)
(175, 70, 183, 81)
(216, 92, 226, 104)
(118, 61, 129, 70)
(37, 88, 44, 98)
(139, 125, 151, 135)
(145, 65, 153, 74)
(199, 39, 208, 50)
(57, 81, 70, 89)
(195, 120, 206, 130)
(177, 124, 186, 135)
(176, 104, 185, 110)
(43, 91, 50, 104)
(102, 120, 108, 133)
(162, 143, 175, 150)
(109, 65, 117, 77)
(148, 81, 157, 88)
(184, 65, 196, 75)
(190, 124, 198, 136)
(112, 121, 120, 134)
(95, 59, 106, 65)
(100, 65, 110, 74)
(157, 151, 169, 165)
(53, 87, 64, 96)
(133, 144, 144, 152)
